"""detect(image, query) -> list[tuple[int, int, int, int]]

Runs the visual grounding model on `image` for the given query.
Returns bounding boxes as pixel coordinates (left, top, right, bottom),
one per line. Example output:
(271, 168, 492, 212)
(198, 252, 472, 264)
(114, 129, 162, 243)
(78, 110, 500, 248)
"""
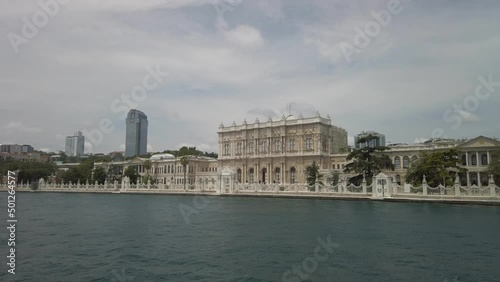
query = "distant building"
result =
(65, 131, 85, 157)
(0, 144, 34, 153)
(355, 131, 386, 148)
(125, 109, 148, 158)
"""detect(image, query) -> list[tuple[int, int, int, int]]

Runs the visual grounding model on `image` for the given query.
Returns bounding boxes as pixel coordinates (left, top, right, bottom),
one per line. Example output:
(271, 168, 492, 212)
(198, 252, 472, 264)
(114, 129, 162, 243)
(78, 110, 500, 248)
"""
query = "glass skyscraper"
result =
(65, 131, 85, 157)
(125, 109, 148, 157)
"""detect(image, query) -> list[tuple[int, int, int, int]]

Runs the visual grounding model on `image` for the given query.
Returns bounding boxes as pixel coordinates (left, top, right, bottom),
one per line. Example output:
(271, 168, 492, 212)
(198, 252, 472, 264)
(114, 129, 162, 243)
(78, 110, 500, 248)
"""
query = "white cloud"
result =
(4, 122, 43, 133)
(224, 25, 264, 47)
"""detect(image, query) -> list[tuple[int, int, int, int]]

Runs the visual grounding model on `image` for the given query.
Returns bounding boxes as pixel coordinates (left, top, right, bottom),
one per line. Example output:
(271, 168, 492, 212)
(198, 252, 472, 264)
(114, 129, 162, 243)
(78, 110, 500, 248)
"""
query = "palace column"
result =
(256, 163, 260, 183)
(476, 152, 480, 167)
(478, 172, 481, 188)
(467, 172, 471, 187)
(465, 152, 469, 166)
(487, 151, 491, 166)
(281, 162, 285, 184)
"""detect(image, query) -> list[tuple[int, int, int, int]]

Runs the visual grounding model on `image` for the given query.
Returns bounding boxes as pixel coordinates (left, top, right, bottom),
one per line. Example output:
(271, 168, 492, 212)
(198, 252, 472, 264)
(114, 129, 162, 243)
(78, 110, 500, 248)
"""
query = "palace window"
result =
(274, 168, 281, 183)
(274, 140, 281, 153)
(471, 154, 477, 166)
(394, 157, 401, 169)
(305, 137, 313, 151)
(224, 144, 231, 155)
(289, 139, 296, 151)
(403, 156, 410, 169)
(481, 154, 488, 166)
(249, 168, 255, 183)
(260, 141, 268, 153)
(248, 141, 254, 154)
(236, 143, 243, 155)
(290, 167, 297, 184)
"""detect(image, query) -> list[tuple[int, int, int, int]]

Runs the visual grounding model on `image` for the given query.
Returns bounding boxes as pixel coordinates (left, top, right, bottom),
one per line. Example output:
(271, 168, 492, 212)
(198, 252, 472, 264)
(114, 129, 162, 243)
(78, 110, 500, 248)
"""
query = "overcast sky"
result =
(1, 0, 499, 154)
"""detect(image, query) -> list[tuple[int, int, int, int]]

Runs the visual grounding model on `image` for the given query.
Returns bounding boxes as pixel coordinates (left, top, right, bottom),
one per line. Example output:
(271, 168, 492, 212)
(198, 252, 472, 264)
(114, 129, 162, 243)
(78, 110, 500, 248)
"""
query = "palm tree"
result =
(180, 156, 189, 190)
(143, 160, 152, 183)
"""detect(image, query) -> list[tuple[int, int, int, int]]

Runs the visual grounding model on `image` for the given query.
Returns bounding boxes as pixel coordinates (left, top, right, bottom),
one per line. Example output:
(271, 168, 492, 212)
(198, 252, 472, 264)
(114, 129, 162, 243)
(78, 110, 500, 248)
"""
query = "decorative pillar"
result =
(68, 182, 72, 189)
(114, 180, 118, 190)
(465, 152, 469, 166)
(454, 175, 460, 196)
(362, 175, 367, 194)
(104, 180, 108, 189)
(478, 172, 481, 188)
(466, 173, 471, 187)
(487, 151, 491, 166)
(422, 175, 428, 196)
(95, 181, 98, 190)
(489, 175, 496, 196)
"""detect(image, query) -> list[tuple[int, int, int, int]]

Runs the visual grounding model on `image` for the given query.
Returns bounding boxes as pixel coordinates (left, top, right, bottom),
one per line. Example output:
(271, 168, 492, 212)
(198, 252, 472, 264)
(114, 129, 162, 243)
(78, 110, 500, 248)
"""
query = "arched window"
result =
(461, 155, 466, 166)
(481, 154, 488, 166)
(403, 156, 410, 169)
(237, 168, 242, 183)
(290, 167, 297, 184)
(249, 168, 255, 183)
(471, 154, 477, 166)
(274, 168, 281, 183)
(394, 157, 401, 169)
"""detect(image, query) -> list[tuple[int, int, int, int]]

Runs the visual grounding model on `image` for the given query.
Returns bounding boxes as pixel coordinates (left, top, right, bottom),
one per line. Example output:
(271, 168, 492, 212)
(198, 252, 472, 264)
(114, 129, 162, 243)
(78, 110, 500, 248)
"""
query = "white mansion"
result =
(94, 113, 499, 188)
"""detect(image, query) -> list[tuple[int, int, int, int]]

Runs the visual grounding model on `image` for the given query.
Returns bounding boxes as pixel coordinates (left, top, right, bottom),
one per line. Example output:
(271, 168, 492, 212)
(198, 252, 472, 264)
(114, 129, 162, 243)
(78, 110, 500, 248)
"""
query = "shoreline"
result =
(2, 188, 500, 206)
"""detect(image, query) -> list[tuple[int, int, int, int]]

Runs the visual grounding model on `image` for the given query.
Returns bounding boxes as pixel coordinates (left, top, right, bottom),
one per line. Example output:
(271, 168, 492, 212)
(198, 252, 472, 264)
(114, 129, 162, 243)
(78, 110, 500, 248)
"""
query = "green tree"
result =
(327, 170, 340, 186)
(143, 160, 152, 178)
(0, 160, 57, 184)
(92, 167, 107, 184)
(124, 166, 139, 184)
(306, 161, 322, 189)
(180, 156, 189, 190)
(344, 134, 394, 185)
(488, 150, 500, 185)
(405, 149, 466, 187)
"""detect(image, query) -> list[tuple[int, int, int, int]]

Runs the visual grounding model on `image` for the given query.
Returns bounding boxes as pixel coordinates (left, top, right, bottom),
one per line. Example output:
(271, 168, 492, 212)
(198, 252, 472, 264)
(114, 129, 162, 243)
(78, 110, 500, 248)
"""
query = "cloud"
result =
(224, 25, 264, 47)
(0, 0, 499, 154)
(4, 122, 43, 133)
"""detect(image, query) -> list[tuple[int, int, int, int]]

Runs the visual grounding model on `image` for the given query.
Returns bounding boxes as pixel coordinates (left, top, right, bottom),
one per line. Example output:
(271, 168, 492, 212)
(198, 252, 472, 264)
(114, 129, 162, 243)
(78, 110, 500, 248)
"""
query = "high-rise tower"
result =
(125, 109, 148, 157)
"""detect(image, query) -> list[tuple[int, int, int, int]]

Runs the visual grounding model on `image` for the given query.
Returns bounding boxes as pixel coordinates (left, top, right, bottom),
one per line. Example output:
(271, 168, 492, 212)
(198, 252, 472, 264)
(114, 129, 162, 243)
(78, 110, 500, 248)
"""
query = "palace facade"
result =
(217, 113, 348, 184)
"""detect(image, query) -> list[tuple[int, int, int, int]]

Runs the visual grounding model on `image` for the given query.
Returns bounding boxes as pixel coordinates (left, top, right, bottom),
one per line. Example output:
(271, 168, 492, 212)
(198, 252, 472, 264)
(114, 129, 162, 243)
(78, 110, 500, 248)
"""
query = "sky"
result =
(1, 0, 499, 154)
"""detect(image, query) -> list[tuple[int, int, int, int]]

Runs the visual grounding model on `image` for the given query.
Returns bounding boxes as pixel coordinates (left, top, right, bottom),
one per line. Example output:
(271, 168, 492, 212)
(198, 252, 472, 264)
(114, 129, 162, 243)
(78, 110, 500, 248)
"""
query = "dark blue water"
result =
(0, 193, 499, 282)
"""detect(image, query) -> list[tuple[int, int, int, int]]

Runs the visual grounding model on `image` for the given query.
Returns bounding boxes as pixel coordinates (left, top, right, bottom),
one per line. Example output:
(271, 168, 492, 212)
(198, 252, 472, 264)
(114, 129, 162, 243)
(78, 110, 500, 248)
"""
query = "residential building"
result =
(65, 131, 85, 157)
(0, 144, 34, 153)
(355, 131, 386, 148)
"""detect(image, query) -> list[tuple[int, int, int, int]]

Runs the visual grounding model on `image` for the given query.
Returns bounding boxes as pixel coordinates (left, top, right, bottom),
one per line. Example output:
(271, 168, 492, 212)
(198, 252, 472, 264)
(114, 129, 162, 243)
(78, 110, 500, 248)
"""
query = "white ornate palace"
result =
(217, 113, 348, 184)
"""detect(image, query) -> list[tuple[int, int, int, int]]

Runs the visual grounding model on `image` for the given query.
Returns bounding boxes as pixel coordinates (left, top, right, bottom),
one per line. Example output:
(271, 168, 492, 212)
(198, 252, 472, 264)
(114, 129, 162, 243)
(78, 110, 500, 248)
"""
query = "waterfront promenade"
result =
(2, 173, 499, 205)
